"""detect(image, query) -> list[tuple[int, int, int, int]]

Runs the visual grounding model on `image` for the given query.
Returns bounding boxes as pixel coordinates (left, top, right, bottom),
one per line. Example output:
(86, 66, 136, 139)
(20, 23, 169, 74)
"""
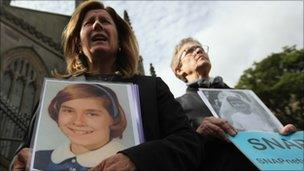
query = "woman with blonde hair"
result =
(11, 1, 201, 170)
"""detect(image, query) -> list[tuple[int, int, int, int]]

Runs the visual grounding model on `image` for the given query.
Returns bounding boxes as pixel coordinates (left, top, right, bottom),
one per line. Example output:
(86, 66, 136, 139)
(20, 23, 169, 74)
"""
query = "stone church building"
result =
(0, 0, 144, 169)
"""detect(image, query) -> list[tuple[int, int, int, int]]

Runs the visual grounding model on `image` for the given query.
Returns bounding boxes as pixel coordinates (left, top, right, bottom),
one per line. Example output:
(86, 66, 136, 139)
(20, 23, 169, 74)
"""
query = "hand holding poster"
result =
(30, 79, 144, 171)
(198, 89, 304, 171)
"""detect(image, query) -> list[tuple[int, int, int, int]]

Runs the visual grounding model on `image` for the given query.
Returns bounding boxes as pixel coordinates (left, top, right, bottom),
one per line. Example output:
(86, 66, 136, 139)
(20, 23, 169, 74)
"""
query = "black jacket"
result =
(176, 77, 258, 171)
(16, 74, 201, 171)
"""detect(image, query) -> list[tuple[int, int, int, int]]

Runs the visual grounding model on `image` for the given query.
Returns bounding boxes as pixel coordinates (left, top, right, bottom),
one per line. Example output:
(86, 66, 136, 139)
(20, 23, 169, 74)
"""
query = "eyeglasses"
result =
(179, 45, 209, 62)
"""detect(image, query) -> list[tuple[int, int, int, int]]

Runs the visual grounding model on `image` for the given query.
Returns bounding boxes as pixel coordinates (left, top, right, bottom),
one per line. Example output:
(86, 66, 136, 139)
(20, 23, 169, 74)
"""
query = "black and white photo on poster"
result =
(198, 89, 283, 132)
(30, 79, 143, 171)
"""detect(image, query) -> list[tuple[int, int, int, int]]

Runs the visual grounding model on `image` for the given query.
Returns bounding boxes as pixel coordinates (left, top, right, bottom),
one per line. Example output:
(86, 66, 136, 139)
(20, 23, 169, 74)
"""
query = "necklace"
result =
(85, 73, 119, 82)
(98, 74, 116, 81)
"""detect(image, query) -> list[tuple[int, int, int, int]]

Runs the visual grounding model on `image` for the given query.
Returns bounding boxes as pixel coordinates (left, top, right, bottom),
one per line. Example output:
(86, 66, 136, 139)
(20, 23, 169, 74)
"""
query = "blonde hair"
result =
(59, 0, 139, 78)
(171, 37, 201, 82)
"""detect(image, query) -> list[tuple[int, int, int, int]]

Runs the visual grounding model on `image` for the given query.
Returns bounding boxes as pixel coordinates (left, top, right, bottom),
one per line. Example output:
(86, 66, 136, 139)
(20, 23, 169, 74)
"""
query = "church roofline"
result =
(1, 5, 65, 57)
(7, 4, 70, 17)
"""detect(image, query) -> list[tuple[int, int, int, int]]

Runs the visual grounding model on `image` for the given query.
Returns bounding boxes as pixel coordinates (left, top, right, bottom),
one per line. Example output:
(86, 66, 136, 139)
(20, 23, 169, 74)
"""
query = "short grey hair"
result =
(170, 37, 201, 82)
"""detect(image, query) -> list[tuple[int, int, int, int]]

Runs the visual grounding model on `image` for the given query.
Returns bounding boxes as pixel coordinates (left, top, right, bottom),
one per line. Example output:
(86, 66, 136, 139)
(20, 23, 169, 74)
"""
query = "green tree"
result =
(235, 45, 304, 129)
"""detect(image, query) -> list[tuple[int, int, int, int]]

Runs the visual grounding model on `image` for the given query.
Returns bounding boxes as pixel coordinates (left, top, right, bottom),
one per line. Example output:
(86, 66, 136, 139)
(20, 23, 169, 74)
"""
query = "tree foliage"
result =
(235, 45, 304, 129)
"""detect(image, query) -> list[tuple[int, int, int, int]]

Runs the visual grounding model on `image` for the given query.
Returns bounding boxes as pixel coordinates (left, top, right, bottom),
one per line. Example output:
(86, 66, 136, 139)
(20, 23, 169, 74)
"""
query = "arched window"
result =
(0, 47, 48, 160)
(1, 71, 13, 99)
(1, 47, 48, 116)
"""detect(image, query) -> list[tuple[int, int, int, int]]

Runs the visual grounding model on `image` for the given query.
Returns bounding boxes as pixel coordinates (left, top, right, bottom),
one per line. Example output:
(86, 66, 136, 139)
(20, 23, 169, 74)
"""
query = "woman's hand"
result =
(279, 124, 297, 135)
(11, 148, 31, 171)
(91, 153, 136, 171)
(196, 116, 237, 142)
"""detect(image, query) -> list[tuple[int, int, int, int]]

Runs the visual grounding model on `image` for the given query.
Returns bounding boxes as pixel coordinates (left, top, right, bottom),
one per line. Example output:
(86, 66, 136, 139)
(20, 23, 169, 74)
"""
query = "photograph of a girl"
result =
(33, 83, 127, 170)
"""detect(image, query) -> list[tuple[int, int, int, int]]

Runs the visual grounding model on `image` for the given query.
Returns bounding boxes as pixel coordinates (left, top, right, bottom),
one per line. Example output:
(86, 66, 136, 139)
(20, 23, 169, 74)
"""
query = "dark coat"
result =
(16, 74, 201, 171)
(176, 77, 258, 171)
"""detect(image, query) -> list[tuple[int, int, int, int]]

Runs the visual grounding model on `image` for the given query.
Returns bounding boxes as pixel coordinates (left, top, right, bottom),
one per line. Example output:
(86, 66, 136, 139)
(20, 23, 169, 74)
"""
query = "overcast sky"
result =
(11, 0, 303, 97)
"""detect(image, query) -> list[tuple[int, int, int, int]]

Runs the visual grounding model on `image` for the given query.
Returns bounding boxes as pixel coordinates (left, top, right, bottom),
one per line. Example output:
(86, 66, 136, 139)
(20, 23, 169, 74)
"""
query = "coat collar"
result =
(186, 76, 227, 92)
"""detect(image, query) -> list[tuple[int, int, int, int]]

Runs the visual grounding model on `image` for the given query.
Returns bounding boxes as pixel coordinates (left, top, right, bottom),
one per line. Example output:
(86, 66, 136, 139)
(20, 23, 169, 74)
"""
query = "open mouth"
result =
(91, 33, 108, 42)
(196, 54, 208, 61)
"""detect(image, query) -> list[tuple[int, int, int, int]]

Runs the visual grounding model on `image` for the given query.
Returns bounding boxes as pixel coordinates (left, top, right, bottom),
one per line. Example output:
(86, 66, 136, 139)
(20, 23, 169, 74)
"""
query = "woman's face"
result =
(79, 9, 119, 62)
(58, 97, 114, 150)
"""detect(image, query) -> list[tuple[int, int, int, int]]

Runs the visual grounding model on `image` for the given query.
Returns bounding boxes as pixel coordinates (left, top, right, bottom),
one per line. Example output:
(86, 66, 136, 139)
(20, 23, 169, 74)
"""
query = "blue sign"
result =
(229, 131, 304, 171)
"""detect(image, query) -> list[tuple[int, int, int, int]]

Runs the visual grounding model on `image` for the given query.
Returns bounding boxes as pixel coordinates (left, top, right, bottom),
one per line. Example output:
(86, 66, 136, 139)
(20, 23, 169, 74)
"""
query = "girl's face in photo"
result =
(58, 97, 114, 151)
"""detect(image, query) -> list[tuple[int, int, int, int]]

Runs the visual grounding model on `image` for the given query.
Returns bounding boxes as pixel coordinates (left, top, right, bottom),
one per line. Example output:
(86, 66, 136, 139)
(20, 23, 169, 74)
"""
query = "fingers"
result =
(196, 117, 237, 141)
(91, 153, 135, 171)
(19, 148, 30, 162)
(205, 117, 237, 135)
(279, 124, 297, 135)
(12, 148, 30, 171)
(91, 161, 105, 171)
(219, 119, 237, 136)
(197, 121, 229, 142)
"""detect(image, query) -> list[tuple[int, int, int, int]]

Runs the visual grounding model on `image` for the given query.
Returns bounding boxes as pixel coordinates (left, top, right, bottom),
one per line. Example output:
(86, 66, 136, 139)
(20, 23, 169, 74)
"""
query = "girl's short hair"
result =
(48, 83, 127, 139)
